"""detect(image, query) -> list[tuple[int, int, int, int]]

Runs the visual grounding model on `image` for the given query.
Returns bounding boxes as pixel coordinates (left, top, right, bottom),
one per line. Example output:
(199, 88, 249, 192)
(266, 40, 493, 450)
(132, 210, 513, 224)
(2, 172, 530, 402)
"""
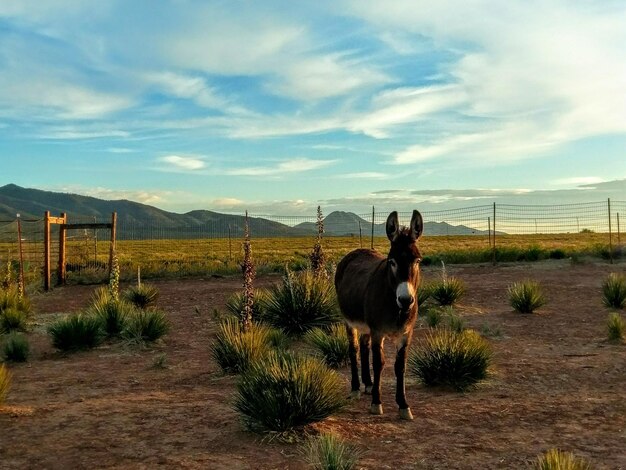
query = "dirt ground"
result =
(1, 260, 625, 469)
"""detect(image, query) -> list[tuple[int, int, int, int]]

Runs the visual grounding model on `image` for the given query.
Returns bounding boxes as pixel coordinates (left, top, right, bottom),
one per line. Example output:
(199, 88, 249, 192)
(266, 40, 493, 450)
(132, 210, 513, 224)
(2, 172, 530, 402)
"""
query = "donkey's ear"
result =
(410, 210, 424, 240)
(386, 211, 400, 241)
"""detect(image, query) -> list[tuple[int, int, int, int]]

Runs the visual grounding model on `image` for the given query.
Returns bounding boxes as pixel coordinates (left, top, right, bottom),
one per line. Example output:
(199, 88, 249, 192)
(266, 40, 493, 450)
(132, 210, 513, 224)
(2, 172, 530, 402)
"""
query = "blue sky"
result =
(0, 0, 625, 215)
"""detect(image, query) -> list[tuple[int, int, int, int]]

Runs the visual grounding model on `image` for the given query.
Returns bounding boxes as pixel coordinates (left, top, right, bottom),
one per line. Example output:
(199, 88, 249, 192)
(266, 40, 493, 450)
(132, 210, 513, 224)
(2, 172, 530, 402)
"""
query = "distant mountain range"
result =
(0, 184, 490, 238)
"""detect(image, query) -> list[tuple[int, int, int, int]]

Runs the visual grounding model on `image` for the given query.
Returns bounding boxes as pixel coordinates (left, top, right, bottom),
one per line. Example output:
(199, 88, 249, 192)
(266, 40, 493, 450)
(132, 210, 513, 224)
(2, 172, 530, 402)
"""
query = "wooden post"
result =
(44, 211, 51, 291)
(57, 213, 67, 285)
(370, 206, 375, 250)
(617, 213, 621, 246)
(492, 203, 497, 265)
(607, 199, 613, 264)
(108, 212, 117, 276)
(16, 215, 25, 294)
(358, 220, 362, 248)
(488, 217, 492, 247)
(228, 224, 232, 261)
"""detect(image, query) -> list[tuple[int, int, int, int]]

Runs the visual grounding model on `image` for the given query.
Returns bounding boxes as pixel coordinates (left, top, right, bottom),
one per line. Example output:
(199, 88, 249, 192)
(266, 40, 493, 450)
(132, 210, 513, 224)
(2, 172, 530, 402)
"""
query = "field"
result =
(1, 259, 625, 469)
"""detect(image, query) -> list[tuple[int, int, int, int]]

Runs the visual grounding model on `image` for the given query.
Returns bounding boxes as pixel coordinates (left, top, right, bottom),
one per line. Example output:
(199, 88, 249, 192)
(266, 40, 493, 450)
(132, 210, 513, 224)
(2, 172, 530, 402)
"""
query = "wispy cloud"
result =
(159, 155, 206, 171)
(226, 158, 336, 176)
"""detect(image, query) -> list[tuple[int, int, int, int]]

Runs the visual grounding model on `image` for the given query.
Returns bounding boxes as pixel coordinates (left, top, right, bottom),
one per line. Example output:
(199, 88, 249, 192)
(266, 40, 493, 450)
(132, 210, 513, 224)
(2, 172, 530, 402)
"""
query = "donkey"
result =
(335, 210, 423, 420)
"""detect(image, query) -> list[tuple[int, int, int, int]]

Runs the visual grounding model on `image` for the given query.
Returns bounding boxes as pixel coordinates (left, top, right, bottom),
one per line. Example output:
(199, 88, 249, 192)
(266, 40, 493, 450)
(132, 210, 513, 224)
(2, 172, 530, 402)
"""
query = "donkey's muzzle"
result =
(396, 294, 414, 311)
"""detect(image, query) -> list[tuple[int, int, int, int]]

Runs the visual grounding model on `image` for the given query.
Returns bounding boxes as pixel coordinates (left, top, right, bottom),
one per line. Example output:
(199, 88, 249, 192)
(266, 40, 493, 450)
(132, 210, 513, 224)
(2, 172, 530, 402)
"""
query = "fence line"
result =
(0, 199, 624, 287)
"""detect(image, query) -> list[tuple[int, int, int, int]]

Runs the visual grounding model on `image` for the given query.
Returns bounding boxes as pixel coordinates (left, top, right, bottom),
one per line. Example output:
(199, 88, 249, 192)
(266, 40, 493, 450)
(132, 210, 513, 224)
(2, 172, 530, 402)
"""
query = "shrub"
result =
(303, 433, 361, 470)
(0, 307, 29, 333)
(234, 352, 345, 432)
(2, 333, 30, 362)
(549, 248, 566, 260)
(601, 273, 626, 310)
(211, 317, 273, 373)
(430, 277, 465, 306)
(122, 309, 169, 343)
(445, 310, 466, 333)
(88, 297, 133, 338)
(0, 363, 11, 404)
(409, 329, 492, 391)
(225, 289, 268, 320)
(422, 305, 444, 328)
(305, 323, 349, 368)
(48, 314, 104, 351)
(263, 269, 340, 335)
(417, 283, 433, 308)
(534, 448, 591, 470)
(123, 283, 159, 310)
(607, 312, 625, 342)
(0, 286, 31, 315)
(508, 280, 546, 313)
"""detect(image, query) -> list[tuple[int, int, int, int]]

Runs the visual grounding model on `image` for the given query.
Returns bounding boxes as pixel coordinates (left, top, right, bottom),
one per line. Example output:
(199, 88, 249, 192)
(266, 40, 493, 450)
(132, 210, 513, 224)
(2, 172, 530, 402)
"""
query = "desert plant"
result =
(305, 323, 349, 368)
(263, 268, 340, 336)
(508, 280, 546, 313)
(123, 283, 159, 310)
(0, 363, 11, 403)
(211, 317, 275, 373)
(88, 296, 134, 337)
(122, 309, 169, 343)
(0, 307, 29, 333)
(234, 351, 345, 432)
(0, 286, 31, 315)
(423, 305, 444, 328)
(109, 251, 121, 301)
(303, 433, 361, 470)
(241, 211, 255, 330)
(310, 206, 326, 278)
(225, 289, 268, 320)
(534, 448, 591, 470)
(607, 312, 625, 342)
(445, 310, 466, 333)
(151, 353, 168, 369)
(417, 282, 433, 308)
(48, 314, 104, 351)
(2, 332, 30, 362)
(409, 329, 492, 391)
(430, 277, 466, 306)
(601, 273, 626, 310)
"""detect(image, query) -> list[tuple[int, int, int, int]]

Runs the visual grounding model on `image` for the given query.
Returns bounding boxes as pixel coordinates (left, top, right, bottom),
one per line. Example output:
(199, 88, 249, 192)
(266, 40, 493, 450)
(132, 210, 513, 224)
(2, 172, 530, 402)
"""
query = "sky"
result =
(0, 0, 625, 215)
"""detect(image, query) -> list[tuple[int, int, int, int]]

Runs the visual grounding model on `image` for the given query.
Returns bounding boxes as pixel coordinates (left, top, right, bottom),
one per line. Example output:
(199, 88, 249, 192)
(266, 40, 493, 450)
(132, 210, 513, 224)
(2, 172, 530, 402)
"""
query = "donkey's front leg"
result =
(370, 333, 385, 415)
(346, 324, 361, 399)
(359, 334, 373, 394)
(395, 332, 414, 420)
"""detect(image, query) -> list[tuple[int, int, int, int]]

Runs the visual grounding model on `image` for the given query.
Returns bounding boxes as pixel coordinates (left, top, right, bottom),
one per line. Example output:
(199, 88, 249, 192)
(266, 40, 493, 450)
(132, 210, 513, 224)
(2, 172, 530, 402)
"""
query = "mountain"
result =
(0, 184, 491, 238)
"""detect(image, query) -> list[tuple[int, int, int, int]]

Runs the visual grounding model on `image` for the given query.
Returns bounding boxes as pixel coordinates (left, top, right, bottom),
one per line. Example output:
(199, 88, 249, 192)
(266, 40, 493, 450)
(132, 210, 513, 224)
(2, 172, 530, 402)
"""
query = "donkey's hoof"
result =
(370, 404, 384, 415)
(364, 385, 373, 394)
(350, 390, 361, 400)
(399, 407, 414, 421)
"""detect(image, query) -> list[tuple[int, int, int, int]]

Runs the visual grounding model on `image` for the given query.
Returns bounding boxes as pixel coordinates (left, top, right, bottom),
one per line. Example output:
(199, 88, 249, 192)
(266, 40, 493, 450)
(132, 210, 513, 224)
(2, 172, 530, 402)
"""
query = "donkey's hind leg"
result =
(346, 324, 361, 399)
(359, 334, 373, 394)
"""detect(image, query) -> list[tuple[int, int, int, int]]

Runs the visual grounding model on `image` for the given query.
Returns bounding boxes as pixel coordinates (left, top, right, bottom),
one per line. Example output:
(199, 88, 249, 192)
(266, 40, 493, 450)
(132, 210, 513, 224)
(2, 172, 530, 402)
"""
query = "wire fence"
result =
(0, 200, 624, 287)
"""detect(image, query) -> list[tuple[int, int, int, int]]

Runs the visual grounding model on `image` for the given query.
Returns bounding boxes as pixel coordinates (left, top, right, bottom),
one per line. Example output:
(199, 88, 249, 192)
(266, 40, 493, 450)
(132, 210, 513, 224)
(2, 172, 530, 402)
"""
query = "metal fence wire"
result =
(0, 200, 624, 286)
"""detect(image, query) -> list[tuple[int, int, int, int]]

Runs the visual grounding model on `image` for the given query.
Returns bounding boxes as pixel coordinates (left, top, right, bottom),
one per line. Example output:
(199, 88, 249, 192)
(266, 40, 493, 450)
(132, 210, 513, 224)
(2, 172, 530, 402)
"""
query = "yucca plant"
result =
(0, 307, 29, 333)
(305, 323, 349, 368)
(534, 448, 591, 470)
(88, 295, 134, 338)
(0, 363, 11, 404)
(430, 277, 466, 306)
(48, 314, 104, 351)
(303, 433, 361, 470)
(225, 289, 268, 321)
(2, 332, 30, 362)
(409, 329, 492, 391)
(422, 305, 444, 328)
(0, 286, 31, 315)
(123, 283, 159, 310)
(234, 351, 345, 432)
(601, 273, 626, 309)
(417, 282, 433, 308)
(211, 317, 274, 373)
(508, 280, 546, 313)
(263, 268, 340, 336)
(122, 309, 169, 343)
(607, 312, 625, 342)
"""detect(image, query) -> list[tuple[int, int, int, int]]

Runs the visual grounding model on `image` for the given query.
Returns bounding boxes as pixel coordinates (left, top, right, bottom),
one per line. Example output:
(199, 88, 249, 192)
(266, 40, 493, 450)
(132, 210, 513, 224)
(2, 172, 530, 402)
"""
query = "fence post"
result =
(57, 213, 67, 285)
(228, 224, 232, 261)
(488, 217, 492, 247)
(108, 212, 117, 276)
(93, 216, 98, 264)
(492, 203, 497, 265)
(44, 211, 51, 291)
(358, 220, 362, 248)
(16, 214, 25, 295)
(607, 199, 613, 264)
(370, 206, 375, 250)
(617, 212, 621, 246)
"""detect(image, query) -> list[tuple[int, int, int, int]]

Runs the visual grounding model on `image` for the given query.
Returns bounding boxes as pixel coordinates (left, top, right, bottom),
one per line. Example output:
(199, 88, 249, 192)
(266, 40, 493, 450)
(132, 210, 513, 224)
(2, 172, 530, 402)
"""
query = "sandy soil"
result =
(1, 260, 625, 469)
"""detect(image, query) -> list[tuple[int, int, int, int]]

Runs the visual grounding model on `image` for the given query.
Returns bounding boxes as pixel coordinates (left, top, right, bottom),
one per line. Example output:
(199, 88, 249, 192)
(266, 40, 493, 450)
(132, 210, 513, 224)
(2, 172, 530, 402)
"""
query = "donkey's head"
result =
(385, 210, 424, 312)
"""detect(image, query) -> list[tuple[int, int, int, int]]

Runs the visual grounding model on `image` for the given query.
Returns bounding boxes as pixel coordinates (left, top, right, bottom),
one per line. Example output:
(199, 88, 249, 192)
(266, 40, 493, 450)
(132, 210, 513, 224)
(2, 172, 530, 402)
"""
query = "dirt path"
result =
(1, 261, 625, 469)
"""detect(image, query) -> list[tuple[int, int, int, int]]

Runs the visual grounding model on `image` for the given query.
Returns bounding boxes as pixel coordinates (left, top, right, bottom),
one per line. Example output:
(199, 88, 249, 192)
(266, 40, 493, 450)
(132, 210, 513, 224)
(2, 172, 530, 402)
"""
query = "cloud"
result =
(552, 177, 605, 187)
(337, 172, 389, 179)
(226, 158, 335, 176)
(159, 155, 205, 171)
(55, 185, 169, 205)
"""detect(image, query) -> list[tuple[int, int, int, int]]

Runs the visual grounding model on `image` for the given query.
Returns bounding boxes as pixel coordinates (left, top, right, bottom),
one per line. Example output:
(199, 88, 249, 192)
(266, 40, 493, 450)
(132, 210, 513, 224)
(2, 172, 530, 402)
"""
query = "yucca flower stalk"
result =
(109, 250, 120, 301)
(310, 205, 326, 278)
(241, 211, 255, 331)
(3, 255, 13, 290)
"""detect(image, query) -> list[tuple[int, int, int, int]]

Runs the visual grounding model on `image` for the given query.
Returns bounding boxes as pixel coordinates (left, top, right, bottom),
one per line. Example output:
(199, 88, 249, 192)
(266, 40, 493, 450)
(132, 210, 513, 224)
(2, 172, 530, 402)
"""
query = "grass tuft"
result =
(48, 314, 104, 351)
(409, 329, 492, 391)
(0, 307, 29, 333)
(2, 332, 30, 362)
(263, 269, 340, 335)
(225, 289, 268, 321)
(123, 283, 160, 310)
(122, 309, 169, 343)
(430, 277, 466, 306)
(534, 448, 591, 470)
(508, 280, 546, 313)
(211, 317, 274, 374)
(303, 432, 361, 470)
(88, 296, 133, 338)
(601, 273, 626, 310)
(607, 312, 625, 343)
(304, 323, 349, 368)
(234, 351, 345, 432)
(0, 363, 11, 403)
